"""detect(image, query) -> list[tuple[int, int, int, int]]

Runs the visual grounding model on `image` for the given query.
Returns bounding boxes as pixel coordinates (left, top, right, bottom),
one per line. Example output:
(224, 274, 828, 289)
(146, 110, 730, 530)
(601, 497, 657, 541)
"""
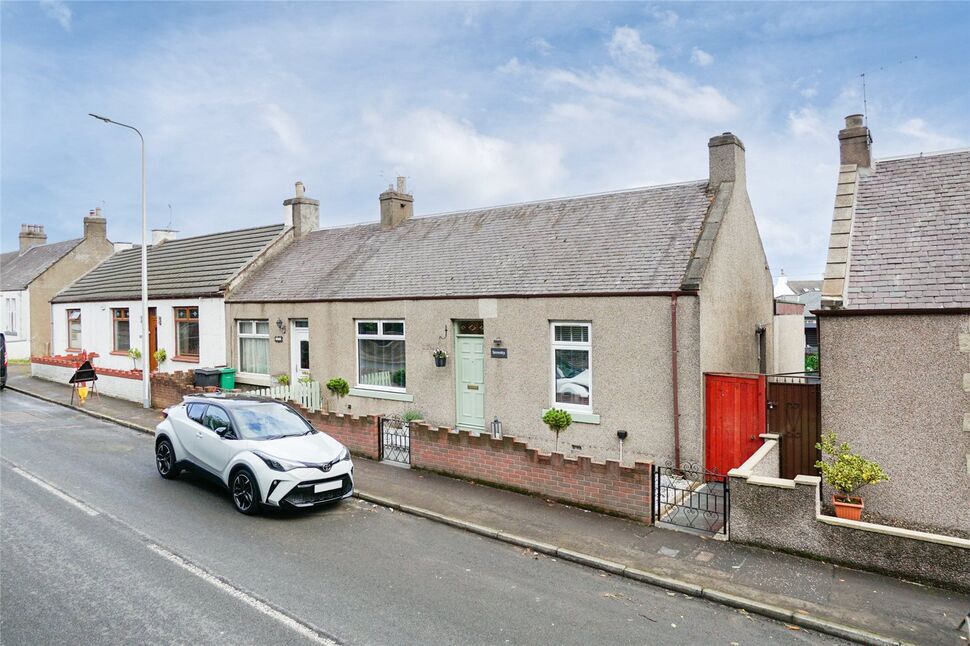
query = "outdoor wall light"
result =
(491, 417, 503, 439)
(493, 338, 503, 347)
(276, 318, 285, 332)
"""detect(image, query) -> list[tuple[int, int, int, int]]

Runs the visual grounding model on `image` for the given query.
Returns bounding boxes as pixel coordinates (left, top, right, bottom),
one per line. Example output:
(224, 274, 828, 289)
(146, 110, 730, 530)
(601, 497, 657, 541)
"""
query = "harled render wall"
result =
(819, 313, 970, 535)
(225, 295, 704, 467)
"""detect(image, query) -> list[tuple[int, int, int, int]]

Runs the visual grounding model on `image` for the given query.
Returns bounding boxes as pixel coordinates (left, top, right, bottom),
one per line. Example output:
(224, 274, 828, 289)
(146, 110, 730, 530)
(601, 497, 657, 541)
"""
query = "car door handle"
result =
(196, 432, 203, 438)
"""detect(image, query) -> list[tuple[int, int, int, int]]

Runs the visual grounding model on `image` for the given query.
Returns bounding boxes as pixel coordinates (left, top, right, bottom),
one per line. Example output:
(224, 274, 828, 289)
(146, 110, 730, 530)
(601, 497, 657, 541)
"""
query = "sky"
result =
(2, 2, 968, 279)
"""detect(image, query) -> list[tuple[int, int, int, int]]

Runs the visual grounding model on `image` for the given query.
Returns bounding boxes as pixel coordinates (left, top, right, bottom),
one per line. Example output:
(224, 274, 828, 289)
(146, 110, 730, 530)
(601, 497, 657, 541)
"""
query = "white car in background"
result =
(154, 395, 353, 515)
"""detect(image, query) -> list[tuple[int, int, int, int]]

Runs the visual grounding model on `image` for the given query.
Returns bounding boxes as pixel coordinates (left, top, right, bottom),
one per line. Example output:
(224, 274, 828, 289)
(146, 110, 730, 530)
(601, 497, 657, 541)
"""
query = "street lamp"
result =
(89, 113, 150, 409)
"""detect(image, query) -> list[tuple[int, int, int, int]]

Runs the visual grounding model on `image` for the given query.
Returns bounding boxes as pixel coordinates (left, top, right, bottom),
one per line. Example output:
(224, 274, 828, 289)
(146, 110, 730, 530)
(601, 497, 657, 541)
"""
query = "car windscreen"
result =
(230, 403, 314, 440)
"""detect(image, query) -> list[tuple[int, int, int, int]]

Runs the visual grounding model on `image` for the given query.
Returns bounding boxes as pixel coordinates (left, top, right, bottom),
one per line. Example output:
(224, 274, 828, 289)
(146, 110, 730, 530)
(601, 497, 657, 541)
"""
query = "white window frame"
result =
(550, 321, 593, 414)
(237, 319, 270, 375)
(355, 319, 406, 393)
(4, 297, 18, 336)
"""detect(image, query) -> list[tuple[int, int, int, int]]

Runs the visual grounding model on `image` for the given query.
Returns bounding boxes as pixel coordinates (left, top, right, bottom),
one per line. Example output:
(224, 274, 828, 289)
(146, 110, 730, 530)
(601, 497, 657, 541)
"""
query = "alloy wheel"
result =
(156, 443, 172, 475)
(233, 473, 254, 512)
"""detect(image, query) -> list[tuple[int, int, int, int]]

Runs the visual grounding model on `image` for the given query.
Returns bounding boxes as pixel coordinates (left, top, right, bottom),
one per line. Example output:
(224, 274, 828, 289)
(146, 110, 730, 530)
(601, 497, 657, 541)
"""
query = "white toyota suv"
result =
(154, 395, 354, 514)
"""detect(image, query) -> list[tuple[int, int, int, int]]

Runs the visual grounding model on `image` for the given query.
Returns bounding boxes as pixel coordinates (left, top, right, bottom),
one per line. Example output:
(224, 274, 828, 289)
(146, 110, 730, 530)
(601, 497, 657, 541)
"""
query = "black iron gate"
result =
(379, 416, 410, 465)
(652, 461, 729, 536)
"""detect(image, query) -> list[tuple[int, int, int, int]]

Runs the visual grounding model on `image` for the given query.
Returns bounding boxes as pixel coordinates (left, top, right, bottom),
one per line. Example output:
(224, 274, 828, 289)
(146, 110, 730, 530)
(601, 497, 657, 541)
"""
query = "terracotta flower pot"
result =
(832, 495, 864, 521)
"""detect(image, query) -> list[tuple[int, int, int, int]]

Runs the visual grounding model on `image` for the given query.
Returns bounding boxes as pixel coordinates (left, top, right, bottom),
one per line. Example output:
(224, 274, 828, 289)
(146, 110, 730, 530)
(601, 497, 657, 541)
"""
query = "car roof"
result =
(182, 394, 287, 407)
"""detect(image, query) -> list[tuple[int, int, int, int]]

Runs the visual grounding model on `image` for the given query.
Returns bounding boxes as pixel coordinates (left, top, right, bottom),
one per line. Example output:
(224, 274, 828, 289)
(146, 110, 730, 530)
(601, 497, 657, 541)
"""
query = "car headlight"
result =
(338, 446, 351, 462)
(252, 451, 304, 472)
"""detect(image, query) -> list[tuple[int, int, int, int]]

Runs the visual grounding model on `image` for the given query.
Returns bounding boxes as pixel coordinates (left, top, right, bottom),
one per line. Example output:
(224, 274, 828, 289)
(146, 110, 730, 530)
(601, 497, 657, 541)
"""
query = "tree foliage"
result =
(815, 432, 888, 500)
(326, 377, 350, 398)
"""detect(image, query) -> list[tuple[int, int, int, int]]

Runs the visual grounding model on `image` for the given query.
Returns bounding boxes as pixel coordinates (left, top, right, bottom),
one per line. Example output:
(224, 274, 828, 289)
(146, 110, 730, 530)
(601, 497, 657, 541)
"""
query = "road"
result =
(0, 390, 846, 645)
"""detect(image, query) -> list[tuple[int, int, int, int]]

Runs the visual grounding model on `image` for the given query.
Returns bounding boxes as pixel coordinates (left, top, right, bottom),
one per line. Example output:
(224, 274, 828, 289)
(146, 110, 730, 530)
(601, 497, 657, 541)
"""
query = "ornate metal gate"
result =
(379, 415, 410, 465)
(652, 461, 729, 536)
(767, 372, 821, 479)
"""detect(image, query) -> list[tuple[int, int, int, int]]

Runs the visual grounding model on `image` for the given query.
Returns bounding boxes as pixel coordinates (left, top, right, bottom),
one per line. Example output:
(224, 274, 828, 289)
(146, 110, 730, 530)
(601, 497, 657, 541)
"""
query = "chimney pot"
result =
(708, 132, 746, 190)
(838, 113, 872, 169)
(282, 181, 319, 239)
(151, 229, 177, 245)
(380, 178, 414, 228)
(19, 223, 47, 254)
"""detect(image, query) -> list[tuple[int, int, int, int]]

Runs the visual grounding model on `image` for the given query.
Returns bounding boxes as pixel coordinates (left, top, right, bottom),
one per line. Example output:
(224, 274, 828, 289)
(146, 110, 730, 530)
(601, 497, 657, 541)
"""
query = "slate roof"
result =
(1, 239, 83, 290)
(227, 182, 713, 302)
(52, 224, 284, 303)
(845, 150, 970, 309)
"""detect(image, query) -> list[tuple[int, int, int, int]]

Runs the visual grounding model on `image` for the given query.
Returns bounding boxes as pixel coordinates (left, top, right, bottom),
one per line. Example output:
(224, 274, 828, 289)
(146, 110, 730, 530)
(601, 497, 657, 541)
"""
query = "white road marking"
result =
(11, 466, 100, 516)
(146, 544, 338, 645)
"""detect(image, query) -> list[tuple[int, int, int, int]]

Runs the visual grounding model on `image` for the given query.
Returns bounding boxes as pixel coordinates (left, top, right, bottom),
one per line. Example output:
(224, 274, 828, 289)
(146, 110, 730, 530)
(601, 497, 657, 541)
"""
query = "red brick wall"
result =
(409, 422, 653, 522)
(292, 406, 380, 460)
(151, 370, 216, 409)
(33, 352, 145, 380)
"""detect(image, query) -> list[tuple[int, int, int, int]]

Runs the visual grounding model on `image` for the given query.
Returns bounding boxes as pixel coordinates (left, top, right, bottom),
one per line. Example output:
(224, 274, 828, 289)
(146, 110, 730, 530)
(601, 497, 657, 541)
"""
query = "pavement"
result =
(2, 389, 843, 646)
(5, 364, 969, 645)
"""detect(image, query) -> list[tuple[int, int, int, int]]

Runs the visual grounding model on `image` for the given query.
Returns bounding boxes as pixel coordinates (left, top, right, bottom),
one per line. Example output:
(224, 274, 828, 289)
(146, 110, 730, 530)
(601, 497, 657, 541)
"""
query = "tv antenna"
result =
(166, 204, 173, 230)
(860, 56, 918, 125)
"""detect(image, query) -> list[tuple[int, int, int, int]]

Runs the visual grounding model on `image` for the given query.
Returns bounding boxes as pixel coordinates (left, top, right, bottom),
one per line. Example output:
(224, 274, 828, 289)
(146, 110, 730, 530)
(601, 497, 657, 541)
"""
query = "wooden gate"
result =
(767, 374, 821, 479)
(704, 374, 765, 476)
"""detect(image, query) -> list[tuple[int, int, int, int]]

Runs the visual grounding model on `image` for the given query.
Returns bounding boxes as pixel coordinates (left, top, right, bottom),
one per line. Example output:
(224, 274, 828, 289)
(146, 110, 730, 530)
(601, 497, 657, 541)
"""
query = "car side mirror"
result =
(215, 426, 232, 438)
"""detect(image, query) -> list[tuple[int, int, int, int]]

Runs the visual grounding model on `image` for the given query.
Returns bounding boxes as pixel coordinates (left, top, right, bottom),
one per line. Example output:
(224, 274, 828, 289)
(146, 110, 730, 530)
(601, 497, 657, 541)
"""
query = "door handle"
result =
(196, 432, 203, 438)
(467, 384, 479, 390)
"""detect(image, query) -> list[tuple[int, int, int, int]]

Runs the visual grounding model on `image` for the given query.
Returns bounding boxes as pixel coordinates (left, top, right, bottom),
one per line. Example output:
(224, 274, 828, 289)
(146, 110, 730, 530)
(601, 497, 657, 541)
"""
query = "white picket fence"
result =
(248, 380, 323, 412)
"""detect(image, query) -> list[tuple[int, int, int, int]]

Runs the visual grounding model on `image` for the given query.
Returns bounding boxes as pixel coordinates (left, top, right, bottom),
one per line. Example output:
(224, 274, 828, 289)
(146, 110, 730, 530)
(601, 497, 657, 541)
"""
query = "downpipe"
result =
(670, 295, 681, 468)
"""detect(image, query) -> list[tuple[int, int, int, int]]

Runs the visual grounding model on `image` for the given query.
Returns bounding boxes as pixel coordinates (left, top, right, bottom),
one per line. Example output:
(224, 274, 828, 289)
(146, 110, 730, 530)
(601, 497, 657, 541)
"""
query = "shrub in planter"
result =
(542, 408, 572, 453)
(815, 432, 888, 520)
(297, 371, 314, 385)
(127, 347, 142, 370)
(275, 374, 291, 386)
(153, 349, 167, 366)
(326, 377, 350, 412)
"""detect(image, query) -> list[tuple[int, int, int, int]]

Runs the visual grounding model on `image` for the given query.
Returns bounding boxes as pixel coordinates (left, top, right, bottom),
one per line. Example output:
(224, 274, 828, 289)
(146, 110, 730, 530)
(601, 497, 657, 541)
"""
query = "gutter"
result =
(813, 307, 970, 317)
(227, 290, 698, 304)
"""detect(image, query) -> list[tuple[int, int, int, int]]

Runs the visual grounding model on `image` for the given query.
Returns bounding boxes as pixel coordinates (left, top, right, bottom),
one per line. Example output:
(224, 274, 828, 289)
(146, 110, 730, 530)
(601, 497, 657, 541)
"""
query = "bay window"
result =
(551, 322, 592, 411)
(356, 319, 406, 391)
(238, 320, 270, 374)
(174, 306, 200, 359)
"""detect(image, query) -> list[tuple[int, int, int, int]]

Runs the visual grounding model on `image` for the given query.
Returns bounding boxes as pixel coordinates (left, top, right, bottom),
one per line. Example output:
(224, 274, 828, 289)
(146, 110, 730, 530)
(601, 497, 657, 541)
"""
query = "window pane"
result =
(382, 321, 404, 336)
(358, 338, 405, 388)
(293, 320, 308, 329)
(114, 318, 130, 351)
(68, 310, 81, 321)
(255, 320, 269, 335)
(240, 337, 269, 374)
(554, 348, 590, 407)
(300, 340, 309, 370)
(177, 321, 200, 356)
(69, 321, 82, 347)
(189, 308, 199, 318)
(554, 325, 588, 343)
(201, 406, 231, 432)
(357, 321, 378, 336)
(238, 321, 252, 335)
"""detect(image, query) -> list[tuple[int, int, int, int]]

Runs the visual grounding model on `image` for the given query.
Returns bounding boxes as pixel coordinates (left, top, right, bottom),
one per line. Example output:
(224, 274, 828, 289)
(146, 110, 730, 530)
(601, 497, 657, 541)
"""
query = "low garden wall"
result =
(32, 355, 144, 402)
(408, 422, 653, 522)
(291, 406, 381, 460)
(728, 436, 970, 592)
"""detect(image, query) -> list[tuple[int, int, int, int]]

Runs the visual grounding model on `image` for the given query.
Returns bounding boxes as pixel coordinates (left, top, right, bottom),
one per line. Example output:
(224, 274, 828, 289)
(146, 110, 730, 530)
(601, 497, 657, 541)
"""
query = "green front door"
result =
(455, 335, 485, 430)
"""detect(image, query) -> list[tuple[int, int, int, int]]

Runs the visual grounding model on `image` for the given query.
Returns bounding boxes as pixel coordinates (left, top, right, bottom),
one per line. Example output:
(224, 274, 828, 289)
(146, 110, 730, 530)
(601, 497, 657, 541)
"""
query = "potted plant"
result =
(127, 347, 142, 370)
(275, 374, 291, 386)
(326, 377, 349, 412)
(298, 371, 314, 385)
(432, 349, 447, 368)
(542, 408, 572, 453)
(153, 348, 167, 367)
(815, 432, 888, 521)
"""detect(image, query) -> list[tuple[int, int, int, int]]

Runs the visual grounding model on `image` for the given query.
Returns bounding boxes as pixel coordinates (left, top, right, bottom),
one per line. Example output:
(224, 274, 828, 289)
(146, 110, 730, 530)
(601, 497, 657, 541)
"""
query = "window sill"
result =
(349, 387, 414, 403)
(171, 355, 200, 364)
(110, 350, 130, 356)
(65, 348, 82, 354)
(235, 372, 271, 387)
(542, 408, 600, 425)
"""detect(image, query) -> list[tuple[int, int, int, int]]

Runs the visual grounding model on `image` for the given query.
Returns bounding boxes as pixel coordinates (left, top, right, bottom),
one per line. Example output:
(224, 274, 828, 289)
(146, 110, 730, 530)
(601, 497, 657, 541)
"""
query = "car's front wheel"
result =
(231, 468, 261, 515)
(155, 439, 180, 480)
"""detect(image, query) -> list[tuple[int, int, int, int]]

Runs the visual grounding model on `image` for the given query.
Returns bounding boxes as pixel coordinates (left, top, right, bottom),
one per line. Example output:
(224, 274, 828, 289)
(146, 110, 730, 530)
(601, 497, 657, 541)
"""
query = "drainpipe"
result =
(670, 295, 681, 467)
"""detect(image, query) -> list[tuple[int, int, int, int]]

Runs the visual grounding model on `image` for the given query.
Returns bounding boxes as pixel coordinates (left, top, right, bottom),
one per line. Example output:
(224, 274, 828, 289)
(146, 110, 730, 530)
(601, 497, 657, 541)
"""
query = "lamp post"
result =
(89, 113, 150, 409)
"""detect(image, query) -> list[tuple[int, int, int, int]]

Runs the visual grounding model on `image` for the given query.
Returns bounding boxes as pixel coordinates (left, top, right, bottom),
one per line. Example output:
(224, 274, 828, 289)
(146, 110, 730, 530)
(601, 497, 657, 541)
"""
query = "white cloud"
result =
(362, 109, 564, 207)
(650, 7, 679, 28)
(40, 0, 72, 31)
(690, 47, 713, 67)
(788, 106, 826, 140)
(608, 26, 659, 69)
(895, 118, 961, 151)
(497, 57, 527, 75)
(260, 104, 307, 157)
(531, 37, 553, 55)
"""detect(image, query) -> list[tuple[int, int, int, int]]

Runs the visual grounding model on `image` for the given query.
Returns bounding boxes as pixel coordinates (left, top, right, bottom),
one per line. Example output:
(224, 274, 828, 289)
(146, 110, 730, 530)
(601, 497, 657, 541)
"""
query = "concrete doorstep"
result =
(4, 374, 962, 646)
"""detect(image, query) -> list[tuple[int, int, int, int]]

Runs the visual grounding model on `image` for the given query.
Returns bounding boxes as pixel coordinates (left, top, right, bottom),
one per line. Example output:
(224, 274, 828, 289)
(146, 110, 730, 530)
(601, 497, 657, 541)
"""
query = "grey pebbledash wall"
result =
(728, 438, 970, 593)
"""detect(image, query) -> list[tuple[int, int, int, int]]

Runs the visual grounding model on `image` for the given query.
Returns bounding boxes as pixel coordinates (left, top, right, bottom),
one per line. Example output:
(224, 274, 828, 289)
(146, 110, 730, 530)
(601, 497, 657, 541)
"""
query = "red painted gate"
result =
(705, 373, 765, 475)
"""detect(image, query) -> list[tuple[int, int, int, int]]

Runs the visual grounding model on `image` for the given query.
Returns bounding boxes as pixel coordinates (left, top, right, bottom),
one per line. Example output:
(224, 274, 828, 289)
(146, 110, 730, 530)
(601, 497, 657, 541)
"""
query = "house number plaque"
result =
(490, 348, 508, 359)
(274, 335, 284, 343)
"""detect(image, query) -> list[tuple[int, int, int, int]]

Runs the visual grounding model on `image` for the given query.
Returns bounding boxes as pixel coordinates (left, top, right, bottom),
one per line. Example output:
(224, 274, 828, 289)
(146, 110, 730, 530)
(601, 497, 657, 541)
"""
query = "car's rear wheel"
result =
(155, 439, 180, 480)
(231, 468, 261, 515)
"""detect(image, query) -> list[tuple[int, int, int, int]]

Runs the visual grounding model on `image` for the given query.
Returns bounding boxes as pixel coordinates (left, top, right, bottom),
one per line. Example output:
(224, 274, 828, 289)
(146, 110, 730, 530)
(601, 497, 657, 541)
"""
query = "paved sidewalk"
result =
(5, 365, 968, 645)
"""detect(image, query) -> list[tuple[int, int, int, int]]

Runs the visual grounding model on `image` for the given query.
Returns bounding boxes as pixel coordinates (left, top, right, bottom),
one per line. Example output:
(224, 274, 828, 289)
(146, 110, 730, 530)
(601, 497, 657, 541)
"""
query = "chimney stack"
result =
(151, 229, 177, 245)
(83, 208, 107, 241)
(708, 132, 746, 190)
(19, 224, 47, 254)
(379, 176, 413, 229)
(839, 114, 872, 170)
(282, 181, 319, 239)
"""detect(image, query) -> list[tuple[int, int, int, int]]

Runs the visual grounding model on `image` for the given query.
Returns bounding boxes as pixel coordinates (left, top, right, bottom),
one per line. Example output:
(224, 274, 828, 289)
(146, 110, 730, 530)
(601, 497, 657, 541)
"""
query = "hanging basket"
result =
(434, 356, 447, 368)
